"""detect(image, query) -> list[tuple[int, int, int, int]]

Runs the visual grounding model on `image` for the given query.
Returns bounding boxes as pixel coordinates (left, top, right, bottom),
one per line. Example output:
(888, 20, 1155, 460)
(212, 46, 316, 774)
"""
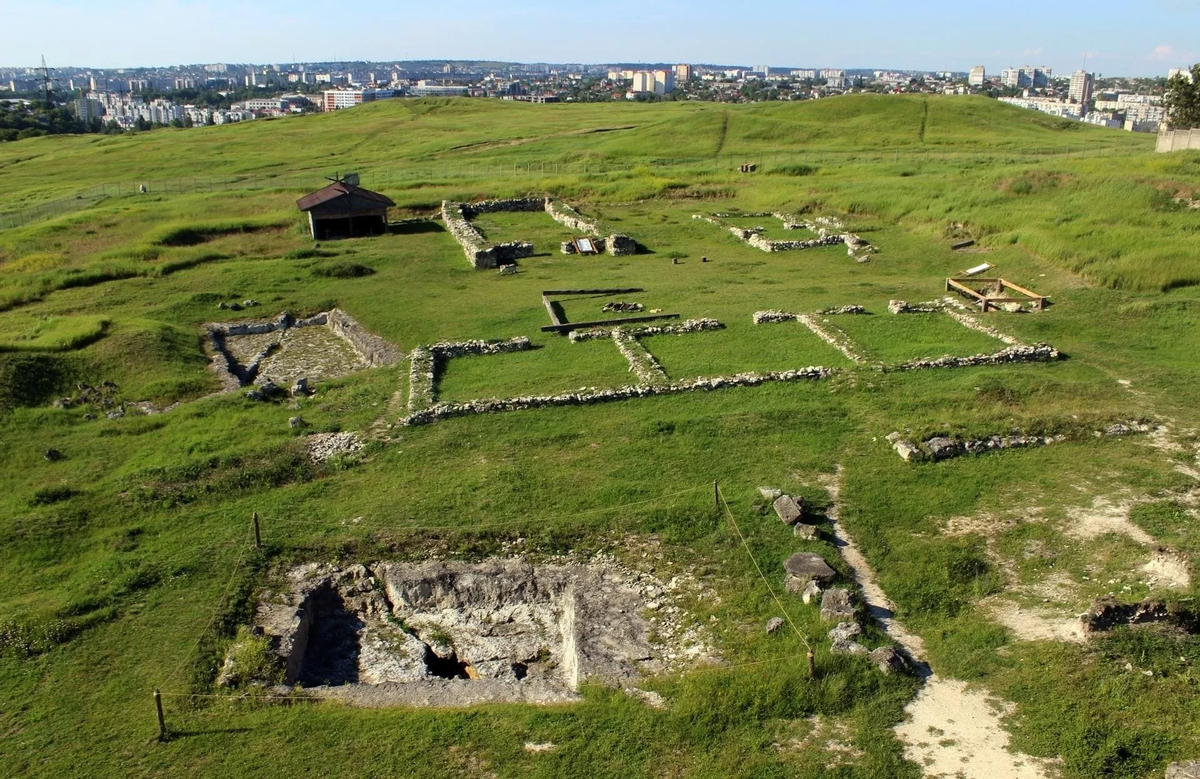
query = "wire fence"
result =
(0, 140, 1154, 232)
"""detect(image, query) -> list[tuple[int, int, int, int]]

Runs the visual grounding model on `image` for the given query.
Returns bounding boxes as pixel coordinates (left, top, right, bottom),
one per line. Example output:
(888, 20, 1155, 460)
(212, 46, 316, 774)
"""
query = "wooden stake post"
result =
(252, 511, 262, 549)
(154, 689, 166, 741)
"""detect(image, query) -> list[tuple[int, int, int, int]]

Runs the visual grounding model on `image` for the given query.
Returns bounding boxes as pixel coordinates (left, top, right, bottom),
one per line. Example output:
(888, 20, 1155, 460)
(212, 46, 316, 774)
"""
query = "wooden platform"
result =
(946, 277, 1047, 312)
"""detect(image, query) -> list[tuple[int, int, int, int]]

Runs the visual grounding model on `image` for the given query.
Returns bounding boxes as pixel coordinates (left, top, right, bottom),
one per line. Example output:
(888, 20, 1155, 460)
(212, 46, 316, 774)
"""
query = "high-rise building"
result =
(753, 65, 770, 76)
(1001, 66, 1051, 89)
(1068, 70, 1094, 105)
(968, 66, 986, 88)
(674, 64, 693, 82)
(631, 71, 655, 94)
(74, 97, 103, 124)
(630, 70, 675, 95)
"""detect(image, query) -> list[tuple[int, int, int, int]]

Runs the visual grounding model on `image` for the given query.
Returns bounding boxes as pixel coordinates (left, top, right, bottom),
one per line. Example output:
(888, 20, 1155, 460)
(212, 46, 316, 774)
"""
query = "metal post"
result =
(252, 511, 261, 549)
(713, 480, 719, 512)
(154, 689, 166, 741)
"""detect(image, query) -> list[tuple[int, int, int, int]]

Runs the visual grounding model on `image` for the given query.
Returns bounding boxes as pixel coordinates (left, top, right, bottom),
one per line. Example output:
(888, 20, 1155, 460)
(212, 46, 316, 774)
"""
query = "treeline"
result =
(0, 102, 95, 142)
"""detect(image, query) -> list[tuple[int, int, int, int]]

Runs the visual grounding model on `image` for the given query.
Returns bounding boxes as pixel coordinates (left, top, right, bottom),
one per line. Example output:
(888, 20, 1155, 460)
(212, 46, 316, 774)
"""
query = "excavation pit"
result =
(250, 558, 712, 707)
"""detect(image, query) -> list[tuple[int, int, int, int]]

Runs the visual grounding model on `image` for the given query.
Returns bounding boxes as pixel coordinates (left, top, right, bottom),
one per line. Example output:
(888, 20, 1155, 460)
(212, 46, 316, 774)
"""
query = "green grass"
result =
(643, 322, 853, 379)
(436, 337, 634, 401)
(0, 95, 1199, 778)
(0, 314, 109, 352)
(829, 312, 1010, 363)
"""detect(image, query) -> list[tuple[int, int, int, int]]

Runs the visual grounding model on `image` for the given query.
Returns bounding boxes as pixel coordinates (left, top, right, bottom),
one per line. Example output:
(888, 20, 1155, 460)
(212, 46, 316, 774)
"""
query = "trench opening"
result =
(423, 644, 473, 680)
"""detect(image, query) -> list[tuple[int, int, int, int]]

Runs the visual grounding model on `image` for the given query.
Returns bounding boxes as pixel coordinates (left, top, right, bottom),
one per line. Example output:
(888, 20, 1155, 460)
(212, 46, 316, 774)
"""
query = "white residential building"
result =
(968, 66, 986, 87)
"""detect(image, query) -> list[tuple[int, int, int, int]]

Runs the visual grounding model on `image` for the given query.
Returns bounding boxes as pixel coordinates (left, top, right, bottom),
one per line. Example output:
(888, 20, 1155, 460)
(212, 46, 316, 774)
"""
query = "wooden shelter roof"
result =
(296, 182, 395, 213)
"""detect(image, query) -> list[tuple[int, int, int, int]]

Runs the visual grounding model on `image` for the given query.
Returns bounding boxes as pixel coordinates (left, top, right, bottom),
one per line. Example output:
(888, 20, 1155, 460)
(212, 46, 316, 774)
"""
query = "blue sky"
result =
(3, 0, 1197, 76)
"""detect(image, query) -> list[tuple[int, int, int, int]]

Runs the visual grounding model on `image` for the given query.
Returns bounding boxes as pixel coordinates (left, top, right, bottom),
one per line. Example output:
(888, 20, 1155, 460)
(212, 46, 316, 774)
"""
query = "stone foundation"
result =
(205, 309, 401, 391)
(443, 197, 638, 267)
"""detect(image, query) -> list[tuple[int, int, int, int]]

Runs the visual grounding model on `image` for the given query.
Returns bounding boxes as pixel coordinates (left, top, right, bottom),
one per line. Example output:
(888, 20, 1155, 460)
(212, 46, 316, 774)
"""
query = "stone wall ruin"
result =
(442, 197, 637, 268)
(205, 308, 402, 392)
(693, 213, 876, 262)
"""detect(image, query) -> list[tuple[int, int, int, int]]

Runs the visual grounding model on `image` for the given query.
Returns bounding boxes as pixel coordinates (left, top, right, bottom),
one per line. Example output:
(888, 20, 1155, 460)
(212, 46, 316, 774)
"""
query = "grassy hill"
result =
(1, 95, 1199, 778)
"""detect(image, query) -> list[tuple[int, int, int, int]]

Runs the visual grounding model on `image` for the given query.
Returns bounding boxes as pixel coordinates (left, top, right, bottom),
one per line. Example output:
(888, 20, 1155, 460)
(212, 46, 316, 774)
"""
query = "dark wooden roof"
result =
(296, 182, 395, 213)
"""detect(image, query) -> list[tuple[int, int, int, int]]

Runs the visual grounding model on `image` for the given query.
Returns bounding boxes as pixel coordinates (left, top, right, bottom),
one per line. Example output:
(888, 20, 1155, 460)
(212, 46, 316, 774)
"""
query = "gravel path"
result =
(820, 466, 1052, 778)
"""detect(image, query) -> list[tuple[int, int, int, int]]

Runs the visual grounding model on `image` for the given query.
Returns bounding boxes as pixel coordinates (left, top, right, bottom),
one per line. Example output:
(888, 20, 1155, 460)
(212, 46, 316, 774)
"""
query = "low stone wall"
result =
(888, 421, 1153, 462)
(401, 366, 836, 426)
(693, 213, 871, 259)
(567, 318, 724, 342)
(327, 308, 404, 368)
(444, 197, 633, 267)
(461, 198, 547, 215)
(796, 314, 866, 364)
(894, 344, 1061, 371)
(545, 198, 600, 234)
(752, 310, 865, 363)
(613, 330, 668, 386)
(407, 336, 535, 413)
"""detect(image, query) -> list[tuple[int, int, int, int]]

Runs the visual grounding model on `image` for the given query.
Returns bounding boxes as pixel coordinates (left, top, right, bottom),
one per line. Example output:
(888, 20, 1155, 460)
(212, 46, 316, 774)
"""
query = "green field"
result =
(2, 95, 1200, 778)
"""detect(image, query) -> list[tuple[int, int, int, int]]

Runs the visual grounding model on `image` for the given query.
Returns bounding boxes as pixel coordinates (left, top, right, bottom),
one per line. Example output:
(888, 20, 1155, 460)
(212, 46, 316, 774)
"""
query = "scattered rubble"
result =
(305, 432, 364, 463)
(1081, 598, 1197, 634)
(601, 301, 644, 313)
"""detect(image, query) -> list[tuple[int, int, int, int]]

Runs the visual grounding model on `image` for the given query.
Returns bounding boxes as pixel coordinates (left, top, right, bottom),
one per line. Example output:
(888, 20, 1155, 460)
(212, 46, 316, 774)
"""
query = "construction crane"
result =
(41, 55, 53, 108)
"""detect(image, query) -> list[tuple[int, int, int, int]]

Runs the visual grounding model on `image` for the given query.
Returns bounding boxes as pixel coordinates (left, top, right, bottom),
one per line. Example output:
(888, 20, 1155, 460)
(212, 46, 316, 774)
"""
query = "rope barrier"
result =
(717, 483, 814, 654)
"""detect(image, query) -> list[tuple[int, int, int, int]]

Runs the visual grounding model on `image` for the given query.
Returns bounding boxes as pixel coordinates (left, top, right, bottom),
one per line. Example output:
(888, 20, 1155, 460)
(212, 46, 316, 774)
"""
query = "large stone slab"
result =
(773, 495, 803, 526)
(784, 552, 836, 587)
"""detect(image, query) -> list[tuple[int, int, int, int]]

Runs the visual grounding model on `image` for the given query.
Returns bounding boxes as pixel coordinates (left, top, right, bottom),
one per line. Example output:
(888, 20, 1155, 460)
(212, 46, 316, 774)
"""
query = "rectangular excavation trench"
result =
(250, 559, 703, 707)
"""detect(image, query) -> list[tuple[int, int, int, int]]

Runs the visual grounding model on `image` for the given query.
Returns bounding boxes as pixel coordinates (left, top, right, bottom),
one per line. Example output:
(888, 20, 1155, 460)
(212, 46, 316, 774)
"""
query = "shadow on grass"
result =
(388, 221, 444, 235)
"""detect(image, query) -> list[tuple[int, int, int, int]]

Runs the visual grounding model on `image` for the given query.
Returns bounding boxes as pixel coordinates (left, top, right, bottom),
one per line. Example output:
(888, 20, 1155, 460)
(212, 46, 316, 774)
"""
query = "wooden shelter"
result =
(296, 181, 395, 240)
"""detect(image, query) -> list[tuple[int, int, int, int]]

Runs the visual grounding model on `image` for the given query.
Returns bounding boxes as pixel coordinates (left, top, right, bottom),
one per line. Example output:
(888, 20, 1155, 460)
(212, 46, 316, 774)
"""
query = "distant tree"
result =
(1165, 65, 1200, 129)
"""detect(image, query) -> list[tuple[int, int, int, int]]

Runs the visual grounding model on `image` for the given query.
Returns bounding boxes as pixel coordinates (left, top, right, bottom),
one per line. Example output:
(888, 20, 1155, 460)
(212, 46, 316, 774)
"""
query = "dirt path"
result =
(818, 467, 926, 664)
(821, 466, 1052, 778)
(894, 678, 1054, 779)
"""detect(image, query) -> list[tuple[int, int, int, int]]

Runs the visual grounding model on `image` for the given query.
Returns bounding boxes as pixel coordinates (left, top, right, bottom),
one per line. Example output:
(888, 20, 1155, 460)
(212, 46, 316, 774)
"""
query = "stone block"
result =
(773, 495, 803, 525)
(820, 588, 855, 622)
(784, 552, 836, 592)
(758, 486, 782, 501)
(869, 646, 908, 675)
(794, 523, 819, 540)
(765, 617, 784, 634)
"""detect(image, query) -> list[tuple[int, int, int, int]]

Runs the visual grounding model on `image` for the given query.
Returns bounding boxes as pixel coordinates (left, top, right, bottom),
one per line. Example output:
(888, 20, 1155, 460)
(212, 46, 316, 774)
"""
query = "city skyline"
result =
(1, 0, 1197, 77)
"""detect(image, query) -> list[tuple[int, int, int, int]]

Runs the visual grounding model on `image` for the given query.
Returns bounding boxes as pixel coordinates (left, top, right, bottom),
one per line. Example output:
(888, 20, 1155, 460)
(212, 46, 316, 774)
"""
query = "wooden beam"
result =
(946, 278, 986, 300)
(541, 288, 644, 296)
(999, 279, 1045, 300)
(541, 312, 680, 333)
(542, 295, 564, 327)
